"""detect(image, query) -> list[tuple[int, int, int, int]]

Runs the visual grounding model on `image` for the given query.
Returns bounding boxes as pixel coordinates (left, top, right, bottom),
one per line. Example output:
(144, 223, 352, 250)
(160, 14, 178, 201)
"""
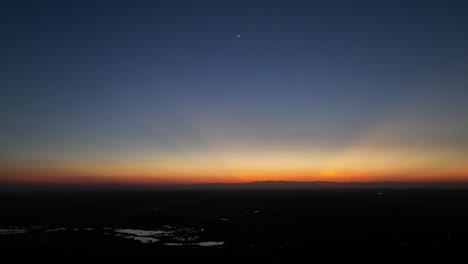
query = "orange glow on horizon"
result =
(2, 145, 468, 185)
(2, 166, 468, 185)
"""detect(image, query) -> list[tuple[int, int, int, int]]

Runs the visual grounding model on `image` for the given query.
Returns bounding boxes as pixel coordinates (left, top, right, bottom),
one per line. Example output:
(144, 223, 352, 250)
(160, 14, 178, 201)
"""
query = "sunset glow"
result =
(2, 1, 468, 187)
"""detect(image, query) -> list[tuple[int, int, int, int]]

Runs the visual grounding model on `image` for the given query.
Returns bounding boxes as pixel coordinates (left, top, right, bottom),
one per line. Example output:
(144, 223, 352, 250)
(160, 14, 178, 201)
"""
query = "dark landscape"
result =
(2, 185, 468, 259)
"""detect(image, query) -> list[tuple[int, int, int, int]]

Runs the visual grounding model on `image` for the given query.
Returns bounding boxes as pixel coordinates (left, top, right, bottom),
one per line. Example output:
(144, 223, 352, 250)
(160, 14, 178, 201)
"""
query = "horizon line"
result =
(3, 180, 468, 191)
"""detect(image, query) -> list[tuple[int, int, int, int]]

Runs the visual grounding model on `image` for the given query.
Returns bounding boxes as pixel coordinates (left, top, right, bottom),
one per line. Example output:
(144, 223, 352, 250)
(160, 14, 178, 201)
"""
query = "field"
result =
(1, 188, 468, 259)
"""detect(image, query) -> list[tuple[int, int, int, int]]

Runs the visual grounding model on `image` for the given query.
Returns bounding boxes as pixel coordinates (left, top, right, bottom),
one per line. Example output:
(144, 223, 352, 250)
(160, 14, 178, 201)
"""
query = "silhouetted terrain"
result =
(3, 180, 468, 190)
(1, 187, 468, 259)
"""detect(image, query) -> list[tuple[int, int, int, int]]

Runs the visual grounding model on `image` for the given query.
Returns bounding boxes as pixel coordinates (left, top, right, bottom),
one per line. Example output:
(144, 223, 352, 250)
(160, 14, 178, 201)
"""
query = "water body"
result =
(0, 229, 28, 235)
(197, 241, 224, 247)
(115, 229, 169, 236)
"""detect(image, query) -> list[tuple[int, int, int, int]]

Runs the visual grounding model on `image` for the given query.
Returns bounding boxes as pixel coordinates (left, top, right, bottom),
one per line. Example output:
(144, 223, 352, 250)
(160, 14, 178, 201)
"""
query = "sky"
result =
(1, 0, 468, 185)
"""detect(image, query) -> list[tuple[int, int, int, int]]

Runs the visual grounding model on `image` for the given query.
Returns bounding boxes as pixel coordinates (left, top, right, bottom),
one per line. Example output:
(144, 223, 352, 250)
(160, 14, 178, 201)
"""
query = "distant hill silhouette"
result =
(179, 181, 468, 189)
(2, 180, 468, 191)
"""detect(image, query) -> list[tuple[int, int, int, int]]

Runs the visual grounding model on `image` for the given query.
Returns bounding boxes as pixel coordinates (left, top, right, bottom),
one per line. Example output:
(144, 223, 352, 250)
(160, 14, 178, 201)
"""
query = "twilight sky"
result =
(1, 0, 468, 185)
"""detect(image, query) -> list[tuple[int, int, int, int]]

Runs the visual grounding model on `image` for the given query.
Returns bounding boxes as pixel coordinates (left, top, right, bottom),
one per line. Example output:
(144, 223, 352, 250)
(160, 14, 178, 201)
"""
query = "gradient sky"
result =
(1, 0, 468, 185)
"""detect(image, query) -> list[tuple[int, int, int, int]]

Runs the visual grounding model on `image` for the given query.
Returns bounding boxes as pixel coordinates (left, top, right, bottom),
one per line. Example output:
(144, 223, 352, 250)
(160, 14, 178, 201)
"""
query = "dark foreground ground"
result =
(1, 189, 468, 260)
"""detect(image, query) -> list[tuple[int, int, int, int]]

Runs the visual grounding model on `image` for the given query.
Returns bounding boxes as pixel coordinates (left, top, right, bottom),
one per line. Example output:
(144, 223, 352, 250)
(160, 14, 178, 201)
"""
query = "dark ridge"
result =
(2, 180, 468, 191)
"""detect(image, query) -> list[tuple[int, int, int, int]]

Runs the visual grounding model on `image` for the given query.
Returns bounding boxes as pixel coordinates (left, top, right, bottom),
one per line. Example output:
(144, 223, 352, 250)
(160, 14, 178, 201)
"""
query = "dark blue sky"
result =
(1, 0, 468, 182)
